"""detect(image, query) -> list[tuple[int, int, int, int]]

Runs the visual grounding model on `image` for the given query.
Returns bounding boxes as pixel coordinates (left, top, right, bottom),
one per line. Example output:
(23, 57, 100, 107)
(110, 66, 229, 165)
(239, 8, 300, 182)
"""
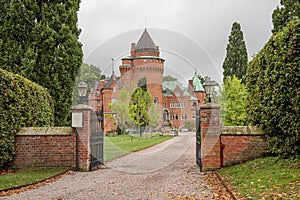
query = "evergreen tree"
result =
(0, 1, 83, 125)
(222, 22, 248, 84)
(272, 0, 300, 33)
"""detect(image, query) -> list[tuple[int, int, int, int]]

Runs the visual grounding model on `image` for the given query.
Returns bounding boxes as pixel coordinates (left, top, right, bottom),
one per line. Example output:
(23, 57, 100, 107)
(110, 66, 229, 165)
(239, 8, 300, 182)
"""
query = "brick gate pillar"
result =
(72, 104, 93, 171)
(200, 103, 221, 171)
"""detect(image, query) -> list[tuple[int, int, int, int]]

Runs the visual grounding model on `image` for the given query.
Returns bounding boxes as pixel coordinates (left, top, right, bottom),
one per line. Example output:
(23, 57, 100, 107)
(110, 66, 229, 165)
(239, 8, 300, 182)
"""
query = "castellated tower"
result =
(119, 29, 165, 107)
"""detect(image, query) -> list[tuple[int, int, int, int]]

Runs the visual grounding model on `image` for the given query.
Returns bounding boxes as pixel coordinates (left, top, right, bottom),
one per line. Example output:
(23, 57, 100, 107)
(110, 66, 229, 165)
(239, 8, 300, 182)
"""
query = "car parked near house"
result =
(179, 126, 188, 132)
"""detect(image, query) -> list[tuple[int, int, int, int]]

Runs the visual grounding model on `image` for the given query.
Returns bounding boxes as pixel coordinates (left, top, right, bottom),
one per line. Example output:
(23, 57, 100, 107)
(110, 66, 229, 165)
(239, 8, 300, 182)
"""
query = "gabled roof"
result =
(162, 81, 190, 96)
(136, 29, 159, 53)
(192, 73, 205, 92)
(103, 73, 122, 89)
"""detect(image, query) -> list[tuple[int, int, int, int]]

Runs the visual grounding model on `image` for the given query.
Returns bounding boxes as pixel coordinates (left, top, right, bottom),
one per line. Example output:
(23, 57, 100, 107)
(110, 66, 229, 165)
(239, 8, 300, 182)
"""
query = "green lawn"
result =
(0, 167, 69, 191)
(218, 157, 300, 199)
(104, 134, 174, 162)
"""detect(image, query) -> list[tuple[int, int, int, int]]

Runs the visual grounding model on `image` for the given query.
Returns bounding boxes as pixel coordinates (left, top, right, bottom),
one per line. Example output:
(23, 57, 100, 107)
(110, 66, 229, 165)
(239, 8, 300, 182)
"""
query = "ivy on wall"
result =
(0, 69, 54, 168)
(246, 18, 300, 157)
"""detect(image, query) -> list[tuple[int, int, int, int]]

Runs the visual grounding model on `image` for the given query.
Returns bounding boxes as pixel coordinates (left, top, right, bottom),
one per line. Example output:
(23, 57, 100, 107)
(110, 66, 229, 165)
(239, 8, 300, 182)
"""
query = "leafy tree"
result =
(111, 87, 134, 133)
(129, 87, 153, 137)
(272, 0, 300, 33)
(148, 105, 161, 129)
(218, 76, 247, 126)
(184, 121, 195, 131)
(138, 77, 147, 91)
(247, 18, 300, 158)
(0, 1, 82, 126)
(222, 22, 248, 84)
(163, 75, 177, 82)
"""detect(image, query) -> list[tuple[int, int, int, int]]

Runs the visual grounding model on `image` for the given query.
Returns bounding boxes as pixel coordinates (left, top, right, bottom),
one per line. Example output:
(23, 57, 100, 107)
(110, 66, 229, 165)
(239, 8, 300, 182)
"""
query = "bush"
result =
(0, 69, 54, 168)
(246, 18, 300, 157)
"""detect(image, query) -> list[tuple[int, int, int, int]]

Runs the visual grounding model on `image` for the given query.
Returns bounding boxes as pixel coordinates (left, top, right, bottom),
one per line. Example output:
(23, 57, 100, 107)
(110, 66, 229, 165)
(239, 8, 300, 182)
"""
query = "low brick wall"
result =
(13, 127, 76, 168)
(221, 126, 268, 167)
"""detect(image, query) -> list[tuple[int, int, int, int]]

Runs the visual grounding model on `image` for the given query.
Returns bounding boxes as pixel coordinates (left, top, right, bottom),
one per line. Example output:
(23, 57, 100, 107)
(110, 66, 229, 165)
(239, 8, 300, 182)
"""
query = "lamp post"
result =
(77, 82, 87, 104)
(203, 77, 216, 103)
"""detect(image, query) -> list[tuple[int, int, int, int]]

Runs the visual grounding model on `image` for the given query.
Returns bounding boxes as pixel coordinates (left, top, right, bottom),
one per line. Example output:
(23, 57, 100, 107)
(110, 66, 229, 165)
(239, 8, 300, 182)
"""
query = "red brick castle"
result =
(89, 29, 206, 133)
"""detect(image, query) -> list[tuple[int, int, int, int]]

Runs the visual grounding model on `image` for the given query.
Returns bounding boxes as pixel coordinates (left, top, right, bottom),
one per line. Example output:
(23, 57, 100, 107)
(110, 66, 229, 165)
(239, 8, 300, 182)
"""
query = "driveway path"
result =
(3, 132, 215, 200)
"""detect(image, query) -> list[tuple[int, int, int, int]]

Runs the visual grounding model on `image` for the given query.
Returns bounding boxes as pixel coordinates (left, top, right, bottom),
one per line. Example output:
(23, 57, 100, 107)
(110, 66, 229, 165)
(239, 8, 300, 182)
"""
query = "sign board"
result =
(72, 112, 83, 128)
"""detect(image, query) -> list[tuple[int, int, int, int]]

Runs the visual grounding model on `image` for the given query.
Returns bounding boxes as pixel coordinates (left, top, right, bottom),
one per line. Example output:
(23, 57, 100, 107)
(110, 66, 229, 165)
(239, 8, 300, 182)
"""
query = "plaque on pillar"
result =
(72, 112, 83, 128)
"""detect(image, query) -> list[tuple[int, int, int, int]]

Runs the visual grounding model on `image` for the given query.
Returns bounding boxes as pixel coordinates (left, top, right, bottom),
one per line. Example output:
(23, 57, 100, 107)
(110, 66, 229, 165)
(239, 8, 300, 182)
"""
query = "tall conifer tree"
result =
(0, 1, 82, 125)
(272, 0, 300, 34)
(222, 22, 248, 84)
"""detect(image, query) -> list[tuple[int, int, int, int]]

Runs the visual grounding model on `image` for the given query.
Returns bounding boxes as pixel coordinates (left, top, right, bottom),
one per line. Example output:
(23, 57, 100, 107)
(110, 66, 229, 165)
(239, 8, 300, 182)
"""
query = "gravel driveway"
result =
(3, 132, 215, 200)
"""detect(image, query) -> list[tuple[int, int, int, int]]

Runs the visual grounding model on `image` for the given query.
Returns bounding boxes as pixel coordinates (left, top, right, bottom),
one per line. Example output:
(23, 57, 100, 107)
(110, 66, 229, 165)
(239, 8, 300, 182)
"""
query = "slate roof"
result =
(103, 73, 122, 89)
(136, 29, 159, 53)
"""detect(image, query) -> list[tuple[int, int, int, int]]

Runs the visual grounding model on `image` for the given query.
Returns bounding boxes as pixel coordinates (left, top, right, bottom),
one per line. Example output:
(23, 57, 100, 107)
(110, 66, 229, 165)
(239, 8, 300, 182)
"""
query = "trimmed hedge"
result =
(0, 69, 54, 168)
(246, 18, 300, 157)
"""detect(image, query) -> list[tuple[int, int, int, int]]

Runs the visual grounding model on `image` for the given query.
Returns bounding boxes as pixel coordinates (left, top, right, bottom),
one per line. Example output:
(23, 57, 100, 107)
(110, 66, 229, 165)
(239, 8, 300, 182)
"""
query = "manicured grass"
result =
(0, 167, 69, 191)
(218, 157, 300, 199)
(104, 134, 174, 162)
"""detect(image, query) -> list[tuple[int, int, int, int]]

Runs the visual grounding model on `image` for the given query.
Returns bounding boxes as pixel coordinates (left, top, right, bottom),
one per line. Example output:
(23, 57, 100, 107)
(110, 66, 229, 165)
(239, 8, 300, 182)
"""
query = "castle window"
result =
(192, 102, 197, 108)
(175, 114, 178, 120)
(97, 101, 101, 107)
(170, 102, 186, 108)
(144, 59, 146, 62)
(111, 98, 117, 103)
(113, 86, 116, 93)
(154, 97, 158, 107)
(181, 114, 187, 120)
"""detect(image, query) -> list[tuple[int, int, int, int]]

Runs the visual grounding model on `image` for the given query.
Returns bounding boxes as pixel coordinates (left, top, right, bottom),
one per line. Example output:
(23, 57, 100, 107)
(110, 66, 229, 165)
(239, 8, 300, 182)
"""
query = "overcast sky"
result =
(78, 0, 280, 85)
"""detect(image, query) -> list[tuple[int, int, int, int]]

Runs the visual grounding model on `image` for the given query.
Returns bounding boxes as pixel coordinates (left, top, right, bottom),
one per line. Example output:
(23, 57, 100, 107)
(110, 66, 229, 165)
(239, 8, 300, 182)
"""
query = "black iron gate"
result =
(90, 110, 104, 171)
(196, 109, 202, 171)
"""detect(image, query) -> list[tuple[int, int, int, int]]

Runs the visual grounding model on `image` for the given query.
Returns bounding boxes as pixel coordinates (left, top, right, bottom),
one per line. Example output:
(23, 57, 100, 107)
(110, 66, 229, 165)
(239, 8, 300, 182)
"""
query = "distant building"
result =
(89, 29, 206, 133)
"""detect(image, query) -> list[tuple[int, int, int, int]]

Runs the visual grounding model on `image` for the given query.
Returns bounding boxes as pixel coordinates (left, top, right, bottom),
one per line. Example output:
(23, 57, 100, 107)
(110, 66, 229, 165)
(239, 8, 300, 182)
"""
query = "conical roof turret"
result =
(136, 29, 159, 53)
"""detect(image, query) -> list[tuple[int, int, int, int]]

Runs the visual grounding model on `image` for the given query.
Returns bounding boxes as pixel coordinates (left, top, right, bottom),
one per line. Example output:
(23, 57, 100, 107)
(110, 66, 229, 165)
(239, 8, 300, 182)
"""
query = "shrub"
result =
(246, 18, 300, 157)
(0, 69, 54, 168)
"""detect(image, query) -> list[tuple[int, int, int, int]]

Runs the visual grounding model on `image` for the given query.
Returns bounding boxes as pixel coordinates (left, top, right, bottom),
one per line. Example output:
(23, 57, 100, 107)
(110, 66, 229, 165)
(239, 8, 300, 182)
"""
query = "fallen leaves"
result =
(204, 172, 245, 200)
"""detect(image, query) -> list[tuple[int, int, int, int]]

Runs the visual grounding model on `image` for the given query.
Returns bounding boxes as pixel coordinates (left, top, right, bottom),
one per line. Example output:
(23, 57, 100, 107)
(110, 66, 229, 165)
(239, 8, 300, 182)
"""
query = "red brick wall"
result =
(200, 104, 221, 170)
(14, 129, 76, 168)
(14, 107, 94, 171)
(221, 134, 267, 167)
(198, 105, 267, 171)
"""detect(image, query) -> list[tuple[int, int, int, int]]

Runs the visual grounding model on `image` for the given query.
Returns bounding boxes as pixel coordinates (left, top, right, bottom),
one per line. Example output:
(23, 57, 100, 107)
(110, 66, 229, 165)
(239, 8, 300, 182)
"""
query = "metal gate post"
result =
(196, 109, 202, 171)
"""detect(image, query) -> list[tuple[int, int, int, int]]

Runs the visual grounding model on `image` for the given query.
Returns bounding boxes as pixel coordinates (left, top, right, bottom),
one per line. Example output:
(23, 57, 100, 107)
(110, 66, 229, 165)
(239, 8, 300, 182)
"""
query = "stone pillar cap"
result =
(200, 103, 220, 109)
(72, 104, 93, 110)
